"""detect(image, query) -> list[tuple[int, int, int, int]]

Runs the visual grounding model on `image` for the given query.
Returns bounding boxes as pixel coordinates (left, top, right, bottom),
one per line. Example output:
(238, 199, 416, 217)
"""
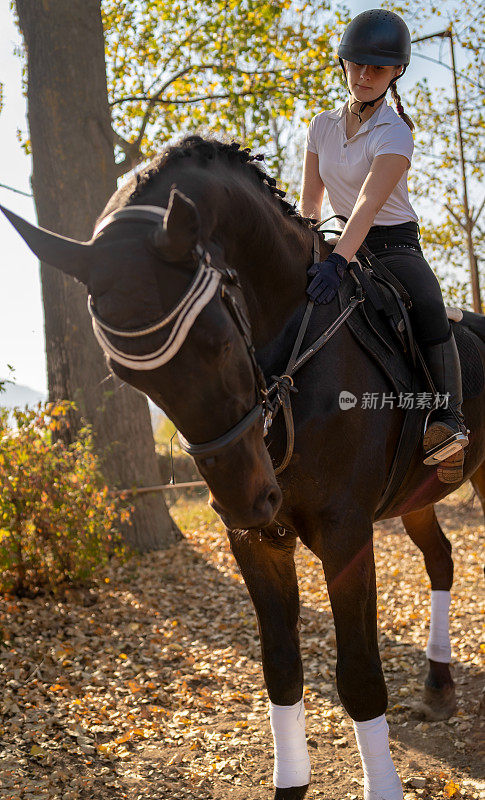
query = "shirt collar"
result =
(327, 103, 346, 121)
(328, 99, 394, 136)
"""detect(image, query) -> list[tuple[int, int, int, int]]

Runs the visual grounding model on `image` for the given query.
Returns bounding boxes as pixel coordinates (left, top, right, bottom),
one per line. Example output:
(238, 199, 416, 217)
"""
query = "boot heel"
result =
(437, 451, 464, 484)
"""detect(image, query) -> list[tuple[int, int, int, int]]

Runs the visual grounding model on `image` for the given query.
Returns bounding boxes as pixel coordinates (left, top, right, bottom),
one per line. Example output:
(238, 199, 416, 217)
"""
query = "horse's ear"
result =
(150, 185, 200, 262)
(1, 204, 93, 284)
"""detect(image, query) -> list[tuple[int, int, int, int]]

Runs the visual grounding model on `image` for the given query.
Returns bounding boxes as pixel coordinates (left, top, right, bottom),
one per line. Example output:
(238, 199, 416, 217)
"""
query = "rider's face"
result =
(344, 61, 402, 104)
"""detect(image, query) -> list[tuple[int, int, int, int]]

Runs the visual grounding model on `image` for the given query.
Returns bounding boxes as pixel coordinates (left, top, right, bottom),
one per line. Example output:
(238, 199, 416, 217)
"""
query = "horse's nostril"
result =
(268, 488, 280, 507)
(265, 486, 282, 513)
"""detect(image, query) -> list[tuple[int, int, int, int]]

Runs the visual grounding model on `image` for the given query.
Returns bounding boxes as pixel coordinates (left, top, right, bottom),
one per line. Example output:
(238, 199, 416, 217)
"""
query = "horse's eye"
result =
(210, 337, 232, 358)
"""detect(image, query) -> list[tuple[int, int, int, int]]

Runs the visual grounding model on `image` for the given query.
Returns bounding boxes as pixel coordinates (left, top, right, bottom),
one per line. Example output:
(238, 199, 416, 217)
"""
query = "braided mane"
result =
(129, 135, 313, 229)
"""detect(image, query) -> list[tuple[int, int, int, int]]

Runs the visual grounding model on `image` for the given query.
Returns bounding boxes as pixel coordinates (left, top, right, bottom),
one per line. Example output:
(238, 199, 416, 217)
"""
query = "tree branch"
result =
(111, 87, 251, 179)
(109, 65, 217, 108)
(472, 193, 485, 225)
(412, 51, 484, 90)
(113, 156, 136, 180)
(112, 129, 136, 154)
(109, 64, 332, 108)
(112, 129, 144, 177)
(444, 203, 467, 231)
(110, 90, 255, 108)
(0, 181, 32, 198)
(144, 7, 225, 96)
(133, 66, 198, 152)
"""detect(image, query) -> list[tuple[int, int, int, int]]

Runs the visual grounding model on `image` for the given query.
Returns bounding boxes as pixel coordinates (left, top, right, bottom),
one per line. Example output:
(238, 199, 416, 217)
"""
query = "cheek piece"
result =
(339, 59, 407, 122)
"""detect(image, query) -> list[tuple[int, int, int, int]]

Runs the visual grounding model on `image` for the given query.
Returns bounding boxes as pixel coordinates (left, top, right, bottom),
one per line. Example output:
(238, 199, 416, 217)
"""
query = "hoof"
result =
(274, 786, 310, 800)
(415, 683, 457, 720)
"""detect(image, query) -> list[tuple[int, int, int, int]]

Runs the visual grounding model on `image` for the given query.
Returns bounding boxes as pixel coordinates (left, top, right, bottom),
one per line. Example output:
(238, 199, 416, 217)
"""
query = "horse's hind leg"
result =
(401, 503, 456, 719)
(228, 528, 310, 800)
(469, 459, 485, 517)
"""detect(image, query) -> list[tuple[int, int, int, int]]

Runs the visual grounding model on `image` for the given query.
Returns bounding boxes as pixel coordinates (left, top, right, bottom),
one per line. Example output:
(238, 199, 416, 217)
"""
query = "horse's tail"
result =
(459, 309, 485, 344)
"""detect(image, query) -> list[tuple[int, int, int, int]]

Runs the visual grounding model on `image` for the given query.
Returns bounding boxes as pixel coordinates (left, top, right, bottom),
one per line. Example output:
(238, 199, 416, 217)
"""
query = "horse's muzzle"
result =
(210, 482, 282, 530)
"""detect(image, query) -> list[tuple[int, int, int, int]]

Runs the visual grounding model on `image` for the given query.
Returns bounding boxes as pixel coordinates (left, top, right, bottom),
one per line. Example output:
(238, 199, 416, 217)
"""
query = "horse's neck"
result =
(150, 165, 315, 346)
(213, 196, 315, 347)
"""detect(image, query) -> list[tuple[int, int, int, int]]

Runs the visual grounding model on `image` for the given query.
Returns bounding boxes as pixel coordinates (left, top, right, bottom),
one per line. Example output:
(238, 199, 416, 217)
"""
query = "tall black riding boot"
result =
(422, 331, 469, 483)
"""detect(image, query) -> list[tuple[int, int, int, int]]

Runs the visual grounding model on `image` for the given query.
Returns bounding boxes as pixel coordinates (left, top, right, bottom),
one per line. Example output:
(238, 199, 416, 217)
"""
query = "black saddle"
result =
(337, 256, 484, 519)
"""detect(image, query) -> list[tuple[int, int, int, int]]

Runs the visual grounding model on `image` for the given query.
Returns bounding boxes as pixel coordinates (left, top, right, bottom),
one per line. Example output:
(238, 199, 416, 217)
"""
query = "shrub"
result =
(0, 401, 129, 595)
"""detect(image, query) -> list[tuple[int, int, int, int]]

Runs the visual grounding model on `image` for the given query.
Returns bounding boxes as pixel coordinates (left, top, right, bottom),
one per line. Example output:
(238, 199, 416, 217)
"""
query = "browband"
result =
(93, 205, 168, 237)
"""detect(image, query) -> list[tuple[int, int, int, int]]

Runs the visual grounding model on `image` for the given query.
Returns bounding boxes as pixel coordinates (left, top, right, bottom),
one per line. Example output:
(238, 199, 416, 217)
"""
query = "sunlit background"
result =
(0, 0, 475, 397)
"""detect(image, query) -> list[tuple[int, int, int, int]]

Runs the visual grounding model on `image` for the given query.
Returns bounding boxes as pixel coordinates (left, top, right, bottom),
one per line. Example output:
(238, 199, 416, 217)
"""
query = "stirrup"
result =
(423, 430, 469, 465)
(422, 410, 469, 466)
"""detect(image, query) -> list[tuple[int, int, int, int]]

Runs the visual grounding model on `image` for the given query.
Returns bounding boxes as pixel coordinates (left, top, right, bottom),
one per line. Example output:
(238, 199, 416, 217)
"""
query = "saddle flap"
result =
(338, 269, 414, 396)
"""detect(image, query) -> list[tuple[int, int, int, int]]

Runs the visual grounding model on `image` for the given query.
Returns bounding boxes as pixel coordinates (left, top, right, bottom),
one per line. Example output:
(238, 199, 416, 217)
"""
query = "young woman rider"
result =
(300, 9, 469, 486)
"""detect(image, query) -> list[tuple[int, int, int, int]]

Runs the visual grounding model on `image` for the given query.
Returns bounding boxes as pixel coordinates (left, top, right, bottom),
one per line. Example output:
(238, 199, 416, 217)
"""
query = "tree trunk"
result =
(15, 0, 181, 551)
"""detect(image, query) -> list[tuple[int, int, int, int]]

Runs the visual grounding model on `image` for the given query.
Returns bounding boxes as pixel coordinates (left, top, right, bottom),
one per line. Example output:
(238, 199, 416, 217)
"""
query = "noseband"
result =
(88, 205, 268, 460)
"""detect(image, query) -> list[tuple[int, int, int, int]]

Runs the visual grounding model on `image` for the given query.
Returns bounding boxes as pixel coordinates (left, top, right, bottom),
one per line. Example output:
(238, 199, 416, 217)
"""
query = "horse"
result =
(3, 135, 485, 799)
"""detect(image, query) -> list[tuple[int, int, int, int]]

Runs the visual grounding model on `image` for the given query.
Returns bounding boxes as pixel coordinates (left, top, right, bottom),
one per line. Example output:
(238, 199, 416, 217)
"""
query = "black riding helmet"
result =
(337, 9, 411, 119)
(338, 9, 411, 66)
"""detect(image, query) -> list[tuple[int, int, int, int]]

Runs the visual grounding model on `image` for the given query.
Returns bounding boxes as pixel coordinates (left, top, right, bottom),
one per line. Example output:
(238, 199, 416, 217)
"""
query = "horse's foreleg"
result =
(401, 504, 456, 720)
(320, 521, 403, 800)
(228, 529, 310, 800)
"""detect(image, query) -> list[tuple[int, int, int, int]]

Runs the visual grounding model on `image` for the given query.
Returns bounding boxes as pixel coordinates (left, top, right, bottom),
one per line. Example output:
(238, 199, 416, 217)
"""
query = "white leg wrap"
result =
(353, 714, 403, 800)
(426, 590, 452, 663)
(269, 697, 311, 789)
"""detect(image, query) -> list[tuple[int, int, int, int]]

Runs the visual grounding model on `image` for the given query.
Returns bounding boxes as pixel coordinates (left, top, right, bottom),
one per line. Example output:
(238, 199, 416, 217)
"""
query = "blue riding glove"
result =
(306, 252, 349, 304)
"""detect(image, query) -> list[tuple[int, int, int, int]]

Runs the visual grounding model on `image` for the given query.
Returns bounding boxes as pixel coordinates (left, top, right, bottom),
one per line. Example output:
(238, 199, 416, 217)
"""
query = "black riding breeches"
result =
(363, 222, 451, 346)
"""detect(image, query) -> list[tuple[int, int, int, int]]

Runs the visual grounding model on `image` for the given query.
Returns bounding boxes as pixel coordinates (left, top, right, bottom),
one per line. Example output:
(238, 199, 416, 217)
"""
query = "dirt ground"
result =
(0, 483, 483, 800)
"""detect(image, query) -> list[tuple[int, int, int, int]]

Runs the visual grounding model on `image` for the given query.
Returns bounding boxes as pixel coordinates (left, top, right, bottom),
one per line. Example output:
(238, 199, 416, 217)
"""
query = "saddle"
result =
(337, 250, 485, 519)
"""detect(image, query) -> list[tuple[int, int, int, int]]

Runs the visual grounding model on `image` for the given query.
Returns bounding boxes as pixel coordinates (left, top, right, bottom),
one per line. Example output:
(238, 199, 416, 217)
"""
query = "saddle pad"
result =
(453, 320, 484, 400)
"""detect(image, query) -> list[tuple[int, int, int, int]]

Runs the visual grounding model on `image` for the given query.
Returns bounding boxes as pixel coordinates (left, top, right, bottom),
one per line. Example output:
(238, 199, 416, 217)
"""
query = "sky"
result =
(0, 1, 469, 394)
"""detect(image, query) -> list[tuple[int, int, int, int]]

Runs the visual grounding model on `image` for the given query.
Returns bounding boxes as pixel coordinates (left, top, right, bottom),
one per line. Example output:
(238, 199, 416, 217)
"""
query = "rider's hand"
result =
(306, 252, 349, 304)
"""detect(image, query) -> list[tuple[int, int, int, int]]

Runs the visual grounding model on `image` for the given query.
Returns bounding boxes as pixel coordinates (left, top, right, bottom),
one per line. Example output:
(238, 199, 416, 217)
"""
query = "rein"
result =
(265, 232, 364, 474)
(88, 207, 364, 475)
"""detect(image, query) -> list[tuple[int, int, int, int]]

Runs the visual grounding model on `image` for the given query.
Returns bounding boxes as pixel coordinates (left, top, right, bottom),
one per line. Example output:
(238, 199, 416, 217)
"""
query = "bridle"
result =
(88, 205, 269, 460)
(88, 204, 366, 473)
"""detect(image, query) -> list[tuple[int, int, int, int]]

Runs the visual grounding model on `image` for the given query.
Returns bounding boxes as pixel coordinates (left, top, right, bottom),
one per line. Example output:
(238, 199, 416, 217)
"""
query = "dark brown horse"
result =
(3, 136, 484, 799)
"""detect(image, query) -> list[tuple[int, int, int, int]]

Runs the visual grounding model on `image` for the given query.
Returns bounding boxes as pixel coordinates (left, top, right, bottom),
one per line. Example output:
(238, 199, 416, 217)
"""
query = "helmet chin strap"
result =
(339, 59, 406, 123)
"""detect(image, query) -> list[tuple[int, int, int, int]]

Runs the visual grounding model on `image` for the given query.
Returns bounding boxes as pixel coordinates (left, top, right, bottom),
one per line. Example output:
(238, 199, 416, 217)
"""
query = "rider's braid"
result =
(390, 82, 414, 131)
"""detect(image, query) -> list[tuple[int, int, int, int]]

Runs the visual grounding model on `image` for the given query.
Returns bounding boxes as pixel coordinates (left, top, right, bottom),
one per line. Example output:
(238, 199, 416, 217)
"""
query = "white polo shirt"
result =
(306, 99, 418, 227)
